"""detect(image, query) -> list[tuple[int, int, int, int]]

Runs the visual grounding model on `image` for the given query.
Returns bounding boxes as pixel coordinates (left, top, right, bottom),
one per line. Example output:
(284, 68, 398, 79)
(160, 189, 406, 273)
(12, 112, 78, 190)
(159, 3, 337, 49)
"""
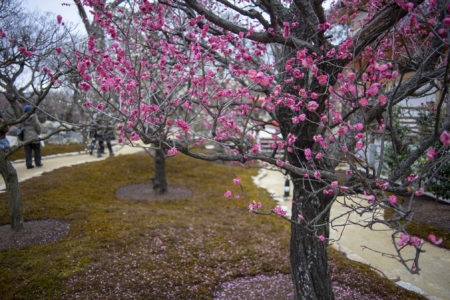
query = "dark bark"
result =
(0, 151, 23, 230)
(152, 148, 168, 194)
(290, 176, 334, 300)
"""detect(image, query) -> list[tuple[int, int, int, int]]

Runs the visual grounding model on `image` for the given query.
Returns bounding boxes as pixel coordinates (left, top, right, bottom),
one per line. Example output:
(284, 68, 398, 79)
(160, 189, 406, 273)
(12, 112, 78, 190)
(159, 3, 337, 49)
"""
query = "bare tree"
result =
(0, 2, 73, 229)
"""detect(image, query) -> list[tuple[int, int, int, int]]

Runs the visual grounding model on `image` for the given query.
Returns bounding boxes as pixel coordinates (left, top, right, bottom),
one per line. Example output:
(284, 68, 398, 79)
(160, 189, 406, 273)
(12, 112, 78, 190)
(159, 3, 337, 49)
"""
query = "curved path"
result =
(254, 169, 449, 300)
(0, 144, 142, 191)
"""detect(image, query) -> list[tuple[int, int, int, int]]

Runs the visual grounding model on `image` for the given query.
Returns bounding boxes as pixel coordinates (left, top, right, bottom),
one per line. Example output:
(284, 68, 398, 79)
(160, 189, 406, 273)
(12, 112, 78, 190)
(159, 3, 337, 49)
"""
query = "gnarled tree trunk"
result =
(0, 152, 23, 230)
(290, 176, 334, 299)
(152, 148, 167, 194)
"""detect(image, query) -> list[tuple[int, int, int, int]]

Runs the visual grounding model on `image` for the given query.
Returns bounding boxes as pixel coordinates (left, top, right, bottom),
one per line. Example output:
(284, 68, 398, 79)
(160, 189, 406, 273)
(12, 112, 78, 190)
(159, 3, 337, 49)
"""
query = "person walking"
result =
(23, 105, 42, 169)
(0, 116, 10, 150)
(90, 113, 115, 158)
(88, 124, 99, 156)
(103, 126, 115, 157)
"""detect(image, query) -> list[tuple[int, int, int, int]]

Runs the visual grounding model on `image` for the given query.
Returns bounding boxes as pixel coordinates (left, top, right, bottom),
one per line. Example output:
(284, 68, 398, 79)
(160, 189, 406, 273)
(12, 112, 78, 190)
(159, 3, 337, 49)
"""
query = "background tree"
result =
(72, 0, 207, 194)
(75, 0, 449, 298)
(0, 0, 72, 229)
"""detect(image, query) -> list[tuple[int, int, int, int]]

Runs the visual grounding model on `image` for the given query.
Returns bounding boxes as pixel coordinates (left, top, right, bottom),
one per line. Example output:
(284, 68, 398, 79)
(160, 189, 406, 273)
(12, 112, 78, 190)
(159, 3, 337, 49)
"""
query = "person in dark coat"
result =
(101, 127, 115, 157)
(89, 114, 115, 157)
(0, 116, 10, 150)
(23, 105, 42, 169)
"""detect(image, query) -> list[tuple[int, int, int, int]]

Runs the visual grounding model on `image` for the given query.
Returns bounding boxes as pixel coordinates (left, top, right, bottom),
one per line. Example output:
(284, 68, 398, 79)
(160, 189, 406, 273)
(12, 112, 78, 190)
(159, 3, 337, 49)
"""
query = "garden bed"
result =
(0, 154, 424, 299)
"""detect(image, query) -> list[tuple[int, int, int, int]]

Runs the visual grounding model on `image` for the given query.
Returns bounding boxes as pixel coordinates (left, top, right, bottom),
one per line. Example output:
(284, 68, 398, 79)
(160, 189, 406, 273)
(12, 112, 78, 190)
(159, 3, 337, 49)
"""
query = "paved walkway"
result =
(254, 169, 449, 300)
(0, 144, 142, 191)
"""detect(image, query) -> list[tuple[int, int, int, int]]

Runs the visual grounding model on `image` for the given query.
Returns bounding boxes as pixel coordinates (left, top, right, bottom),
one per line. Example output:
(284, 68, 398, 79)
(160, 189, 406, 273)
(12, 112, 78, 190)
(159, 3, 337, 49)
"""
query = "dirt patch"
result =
(214, 274, 293, 299)
(0, 219, 70, 252)
(115, 183, 192, 201)
(336, 171, 450, 232)
(401, 195, 450, 231)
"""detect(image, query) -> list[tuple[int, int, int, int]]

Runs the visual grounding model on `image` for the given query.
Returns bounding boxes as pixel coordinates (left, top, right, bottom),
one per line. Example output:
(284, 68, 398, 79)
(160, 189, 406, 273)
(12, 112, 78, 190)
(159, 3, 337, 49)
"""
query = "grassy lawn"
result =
(8, 144, 86, 161)
(0, 153, 424, 299)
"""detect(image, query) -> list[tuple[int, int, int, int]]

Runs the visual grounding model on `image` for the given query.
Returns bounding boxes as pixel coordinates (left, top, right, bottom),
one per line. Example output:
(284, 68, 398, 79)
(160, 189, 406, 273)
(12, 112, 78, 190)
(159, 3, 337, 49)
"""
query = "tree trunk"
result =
(290, 177, 334, 300)
(152, 148, 167, 194)
(0, 152, 24, 230)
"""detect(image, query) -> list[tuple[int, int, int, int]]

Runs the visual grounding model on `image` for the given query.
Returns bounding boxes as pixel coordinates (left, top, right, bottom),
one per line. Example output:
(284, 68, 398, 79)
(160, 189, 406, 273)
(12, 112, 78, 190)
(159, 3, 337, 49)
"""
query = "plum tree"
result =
(74, 0, 449, 298)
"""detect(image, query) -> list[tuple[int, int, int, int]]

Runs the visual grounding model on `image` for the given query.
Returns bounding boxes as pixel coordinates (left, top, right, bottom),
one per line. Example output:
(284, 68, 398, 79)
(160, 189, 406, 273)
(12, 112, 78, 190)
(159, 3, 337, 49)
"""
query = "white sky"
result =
(22, 0, 88, 34)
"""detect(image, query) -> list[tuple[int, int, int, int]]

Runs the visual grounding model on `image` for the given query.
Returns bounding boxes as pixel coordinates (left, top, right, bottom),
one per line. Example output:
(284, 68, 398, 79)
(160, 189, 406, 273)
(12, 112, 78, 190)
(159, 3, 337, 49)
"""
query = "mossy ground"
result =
(385, 196, 450, 250)
(8, 144, 85, 161)
(0, 153, 424, 298)
(337, 171, 449, 250)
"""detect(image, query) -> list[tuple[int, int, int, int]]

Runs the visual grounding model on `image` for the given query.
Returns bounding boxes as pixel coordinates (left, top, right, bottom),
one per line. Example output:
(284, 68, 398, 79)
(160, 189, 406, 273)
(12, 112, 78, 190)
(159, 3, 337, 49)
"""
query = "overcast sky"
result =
(22, 0, 88, 34)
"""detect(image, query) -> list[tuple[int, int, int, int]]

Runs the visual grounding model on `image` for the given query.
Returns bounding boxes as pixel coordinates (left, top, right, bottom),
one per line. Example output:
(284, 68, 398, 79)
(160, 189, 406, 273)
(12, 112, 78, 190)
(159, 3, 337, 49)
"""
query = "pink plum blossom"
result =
(354, 133, 364, 141)
(168, 147, 178, 155)
(397, 233, 410, 247)
(409, 236, 424, 247)
(287, 133, 297, 145)
(388, 195, 398, 205)
(273, 206, 286, 216)
(224, 190, 232, 198)
(415, 188, 424, 196)
(428, 234, 443, 245)
(440, 130, 449, 147)
(337, 126, 348, 136)
(443, 17, 450, 26)
(306, 101, 319, 112)
(176, 119, 190, 132)
(276, 160, 285, 167)
(359, 97, 368, 107)
(353, 123, 364, 131)
(317, 75, 328, 85)
(304, 148, 312, 160)
(233, 177, 241, 185)
(426, 149, 436, 160)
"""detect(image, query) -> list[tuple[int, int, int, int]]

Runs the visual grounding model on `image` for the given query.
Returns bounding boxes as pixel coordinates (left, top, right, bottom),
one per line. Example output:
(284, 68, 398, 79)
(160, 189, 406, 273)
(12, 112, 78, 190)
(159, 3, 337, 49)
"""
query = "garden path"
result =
(254, 169, 450, 300)
(0, 144, 142, 191)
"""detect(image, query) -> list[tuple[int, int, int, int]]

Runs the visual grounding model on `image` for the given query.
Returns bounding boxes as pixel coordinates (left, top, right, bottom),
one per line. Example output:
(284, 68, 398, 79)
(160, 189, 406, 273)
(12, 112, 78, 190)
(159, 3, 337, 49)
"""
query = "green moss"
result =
(0, 153, 425, 298)
(8, 144, 85, 161)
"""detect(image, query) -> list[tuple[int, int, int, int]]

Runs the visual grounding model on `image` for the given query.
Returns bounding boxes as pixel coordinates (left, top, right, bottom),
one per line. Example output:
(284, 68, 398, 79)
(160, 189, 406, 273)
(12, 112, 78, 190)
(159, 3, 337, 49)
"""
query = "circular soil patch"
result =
(0, 219, 70, 252)
(214, 274, 294, 299)
(115, 183, 192, 201)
